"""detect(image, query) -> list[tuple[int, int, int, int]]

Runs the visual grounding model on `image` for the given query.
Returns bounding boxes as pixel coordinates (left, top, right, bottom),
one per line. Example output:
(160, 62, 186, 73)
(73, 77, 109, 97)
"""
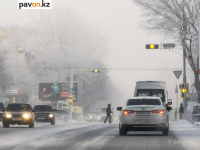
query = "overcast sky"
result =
(0, 0, 195, 107)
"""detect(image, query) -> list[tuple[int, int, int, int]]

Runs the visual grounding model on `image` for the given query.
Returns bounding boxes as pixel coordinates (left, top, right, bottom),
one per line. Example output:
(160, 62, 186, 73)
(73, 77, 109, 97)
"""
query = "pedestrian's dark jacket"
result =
(179, 105, 184, 113)
(106, 107, 112, 115)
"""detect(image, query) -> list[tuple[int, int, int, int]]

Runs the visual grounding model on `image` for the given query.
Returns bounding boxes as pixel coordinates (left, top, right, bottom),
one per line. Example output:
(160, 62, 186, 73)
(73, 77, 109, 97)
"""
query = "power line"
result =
(102, 57, 182, 60)
(4, 66, 192, 70)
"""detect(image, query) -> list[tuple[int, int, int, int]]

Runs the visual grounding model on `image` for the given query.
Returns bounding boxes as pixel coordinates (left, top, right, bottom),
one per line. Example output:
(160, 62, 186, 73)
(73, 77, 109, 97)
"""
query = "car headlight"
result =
(5, 113, 12, 118)
(23, 114, 30, 119)
(49, 114, 54, 118)
(89, 116, 92, 118)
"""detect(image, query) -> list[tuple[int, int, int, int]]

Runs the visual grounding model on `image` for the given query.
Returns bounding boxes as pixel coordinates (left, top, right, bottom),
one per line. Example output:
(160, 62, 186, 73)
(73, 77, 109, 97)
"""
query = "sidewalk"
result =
(170, 119, 200, 150)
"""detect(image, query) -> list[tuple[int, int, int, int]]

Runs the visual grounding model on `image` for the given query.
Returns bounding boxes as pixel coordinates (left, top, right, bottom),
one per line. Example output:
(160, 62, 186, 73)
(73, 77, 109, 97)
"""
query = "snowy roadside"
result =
(169, 120, 200, 150)
(0, 121, 100, 150)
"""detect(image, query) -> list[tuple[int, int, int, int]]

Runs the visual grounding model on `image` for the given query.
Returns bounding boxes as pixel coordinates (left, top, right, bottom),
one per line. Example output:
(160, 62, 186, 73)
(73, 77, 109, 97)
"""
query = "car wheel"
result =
(163, 125, 169, 136)
(51, 121, 55, 125)
(3, 123, 9, 128)
(119, 124, 127, 136)
(29, 122, 34, 128)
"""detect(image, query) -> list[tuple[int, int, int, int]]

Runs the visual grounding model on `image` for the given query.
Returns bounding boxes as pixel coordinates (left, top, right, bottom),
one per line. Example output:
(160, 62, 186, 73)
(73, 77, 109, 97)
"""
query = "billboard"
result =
(39, 83, 77, 102)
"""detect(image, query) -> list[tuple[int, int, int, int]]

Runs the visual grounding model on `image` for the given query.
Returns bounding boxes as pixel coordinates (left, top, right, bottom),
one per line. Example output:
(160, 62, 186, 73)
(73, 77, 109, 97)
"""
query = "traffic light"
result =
(68, 96, 73, 106)
(92, 69, 100, 73)
(146, 44, 159, 49)
(180, 83, 189, 98)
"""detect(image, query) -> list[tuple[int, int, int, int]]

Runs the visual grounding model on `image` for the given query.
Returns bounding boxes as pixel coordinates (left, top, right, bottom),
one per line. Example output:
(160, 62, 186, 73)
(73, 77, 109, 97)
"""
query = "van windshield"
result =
(137, 89, 165, 103)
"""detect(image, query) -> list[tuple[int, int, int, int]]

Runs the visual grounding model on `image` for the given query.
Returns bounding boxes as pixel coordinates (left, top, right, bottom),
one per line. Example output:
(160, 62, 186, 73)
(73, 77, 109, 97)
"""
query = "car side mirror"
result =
(168, 99, 172, 105)
(2, 108, 5, 112)
(53, 109, 57, 111)
(166, 106, 172, 111)
(32, 110, 35, 112)
(117, 107, 122, 111)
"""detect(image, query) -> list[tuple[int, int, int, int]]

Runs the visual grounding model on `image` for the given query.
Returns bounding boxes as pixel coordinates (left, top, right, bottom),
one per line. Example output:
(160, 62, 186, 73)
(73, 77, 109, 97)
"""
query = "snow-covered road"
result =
(0, 120, 199, 150)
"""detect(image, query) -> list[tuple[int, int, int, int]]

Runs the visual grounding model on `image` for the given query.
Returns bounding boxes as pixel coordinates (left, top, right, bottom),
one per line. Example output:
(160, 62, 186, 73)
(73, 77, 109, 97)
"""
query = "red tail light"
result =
(123, 110, 134, 115)
(159, 110, 165, 114)
(123, 110, 129, 115)
(129, 110, 135, 113)
(153, 110, 159, 113)
(153, 110, 165, 114)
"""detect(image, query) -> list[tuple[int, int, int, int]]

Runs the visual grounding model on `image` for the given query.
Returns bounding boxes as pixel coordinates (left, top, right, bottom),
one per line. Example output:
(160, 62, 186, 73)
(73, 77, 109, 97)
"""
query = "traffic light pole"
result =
(175, 85, 178, 121)
(183, 49, 187, 118)
(183, 2, 187, 117)
(68, 69, 73, 120)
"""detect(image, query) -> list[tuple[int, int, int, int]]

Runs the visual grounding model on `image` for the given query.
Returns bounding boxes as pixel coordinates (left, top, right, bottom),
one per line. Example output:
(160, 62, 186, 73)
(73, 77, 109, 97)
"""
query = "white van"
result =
(134, 81, 171, 106)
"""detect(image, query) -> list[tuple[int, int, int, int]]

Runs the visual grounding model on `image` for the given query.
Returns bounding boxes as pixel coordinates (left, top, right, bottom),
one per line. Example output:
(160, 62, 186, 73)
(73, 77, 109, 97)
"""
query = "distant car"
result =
(55, 109, 68, 122)
(86, 112, 101, 122)
(2, 103, 34, 128)
(33, 105, 56, 125)
(0, 102, 5, 122)
(117, 97, 172, 136)
(193, 103, 200, 122)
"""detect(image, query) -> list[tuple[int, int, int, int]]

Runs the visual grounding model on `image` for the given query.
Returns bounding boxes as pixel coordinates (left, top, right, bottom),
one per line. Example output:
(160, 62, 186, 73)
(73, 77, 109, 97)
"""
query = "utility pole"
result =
(68, 69, 73, 120)
(182, 0, 187, 117)
(198, 21, 200, 98)
(175, 85, 178, 121)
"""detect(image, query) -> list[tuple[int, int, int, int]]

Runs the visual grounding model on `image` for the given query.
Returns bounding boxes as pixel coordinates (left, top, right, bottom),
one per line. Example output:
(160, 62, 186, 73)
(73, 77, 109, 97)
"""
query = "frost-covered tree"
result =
(133, 0, 200, 93)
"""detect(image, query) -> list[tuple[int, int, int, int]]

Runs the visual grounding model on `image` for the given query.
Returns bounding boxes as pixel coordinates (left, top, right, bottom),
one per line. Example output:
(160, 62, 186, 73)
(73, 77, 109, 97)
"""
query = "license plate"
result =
(13, 118, 22, 121)
(37, 117, 45, 120)
(136, 112, 151, 116)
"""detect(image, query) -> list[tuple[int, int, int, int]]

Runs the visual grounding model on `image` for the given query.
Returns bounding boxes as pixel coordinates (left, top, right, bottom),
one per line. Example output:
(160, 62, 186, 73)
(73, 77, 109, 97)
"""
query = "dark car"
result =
(2, 103, 34, 128)
(193, 103, 200, 122)
(55, 109, 68, 122)
(0, 102, 5, 121)
(33, 105, 56, 125)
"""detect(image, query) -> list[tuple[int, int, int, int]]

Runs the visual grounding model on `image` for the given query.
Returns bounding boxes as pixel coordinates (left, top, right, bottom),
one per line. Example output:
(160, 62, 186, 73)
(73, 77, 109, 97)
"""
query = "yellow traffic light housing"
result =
(92, 69, 100, 73)
(146, 44, 159, 49)
(180, 83, 188, 98)
(68, 96, 73, 106)
(150, 44, 155, 49)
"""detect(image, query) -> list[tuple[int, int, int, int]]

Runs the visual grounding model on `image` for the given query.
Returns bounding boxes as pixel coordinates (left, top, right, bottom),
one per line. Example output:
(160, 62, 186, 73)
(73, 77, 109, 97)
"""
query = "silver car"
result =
(117, 97, 172, 136)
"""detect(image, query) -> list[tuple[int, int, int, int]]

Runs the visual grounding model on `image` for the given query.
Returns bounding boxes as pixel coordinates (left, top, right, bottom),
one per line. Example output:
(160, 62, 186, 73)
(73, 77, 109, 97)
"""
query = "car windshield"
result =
(6, 104, 32, 111)
(127, 99, 161, 106)
(34, 105, 52, 112)
(91, 112, 100, 115)
(0, 103, 4, 110)
(56, 110, 66, 114)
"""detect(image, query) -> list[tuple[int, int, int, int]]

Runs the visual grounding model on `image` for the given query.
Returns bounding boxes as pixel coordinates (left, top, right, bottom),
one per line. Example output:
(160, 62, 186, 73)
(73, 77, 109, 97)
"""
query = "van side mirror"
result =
(2, 108, 5, 112)
(168, 99, 172, 105)
(32, 110, 35, 112)
(53, 109, 57, 111)
(117, 107, 122, 111)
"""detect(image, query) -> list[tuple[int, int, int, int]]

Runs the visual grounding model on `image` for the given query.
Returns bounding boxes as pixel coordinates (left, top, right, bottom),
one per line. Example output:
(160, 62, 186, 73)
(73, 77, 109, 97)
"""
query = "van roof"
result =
(128, 97, 161, 99)
(136, 81, 165, 83)
(135, 81, 165, 89)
